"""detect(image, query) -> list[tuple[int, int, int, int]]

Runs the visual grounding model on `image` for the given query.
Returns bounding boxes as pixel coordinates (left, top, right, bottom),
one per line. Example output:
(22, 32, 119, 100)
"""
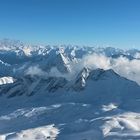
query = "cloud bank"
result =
(81, 54, 140, 85)
(25, 53, 140, 85)
(25, 66, 72, 80)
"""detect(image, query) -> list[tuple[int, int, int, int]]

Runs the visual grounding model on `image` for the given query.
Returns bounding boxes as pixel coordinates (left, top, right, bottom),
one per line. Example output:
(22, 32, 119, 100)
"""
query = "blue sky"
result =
(0, 0, 140, 48)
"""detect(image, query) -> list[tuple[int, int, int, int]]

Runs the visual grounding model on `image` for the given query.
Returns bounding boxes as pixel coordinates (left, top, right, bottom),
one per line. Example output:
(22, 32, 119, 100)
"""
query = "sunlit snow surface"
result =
(0, 77, 15, 85)
(0, 125, 59, 140)
(1, 68, 140, 139)
(0, 69, 140, 140)
(1, 100, 140, 140)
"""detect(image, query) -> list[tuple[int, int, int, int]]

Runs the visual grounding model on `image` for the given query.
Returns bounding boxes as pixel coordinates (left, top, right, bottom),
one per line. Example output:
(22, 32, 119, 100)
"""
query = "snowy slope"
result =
(0, 68, 140, 140)
(0, 77, 15, 85)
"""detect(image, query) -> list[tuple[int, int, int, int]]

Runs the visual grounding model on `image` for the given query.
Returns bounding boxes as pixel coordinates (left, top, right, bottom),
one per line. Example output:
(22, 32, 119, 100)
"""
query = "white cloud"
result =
(25, 54, 140, 85)
(82, 53, 111, 70)
(134, 52, 140, 59)
(80, 54, 140, 85)
(112, 57, 140, 84)
(25, 66, 46, 77)
(25, 66, 73, 80)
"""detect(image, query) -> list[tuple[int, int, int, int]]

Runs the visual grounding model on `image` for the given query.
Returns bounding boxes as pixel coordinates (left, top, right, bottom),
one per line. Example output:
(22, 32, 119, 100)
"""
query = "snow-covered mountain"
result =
(0, 39, 140, 78)
(1, 68, 140, 139)
(0, 39, 139, 63)
(1, 39, 140, 140)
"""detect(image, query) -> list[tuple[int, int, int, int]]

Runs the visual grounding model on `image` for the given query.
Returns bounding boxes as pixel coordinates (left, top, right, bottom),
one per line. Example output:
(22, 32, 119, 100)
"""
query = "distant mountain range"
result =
(0, 39, 140, 77)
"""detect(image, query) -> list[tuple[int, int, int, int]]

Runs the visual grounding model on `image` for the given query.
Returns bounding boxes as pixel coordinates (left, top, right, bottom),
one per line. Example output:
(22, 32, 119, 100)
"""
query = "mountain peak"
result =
(72, 68, 123, 91)
(89, 68, 121, 81)
(72, 67, 90, 90)
(54, 52, 71, 73)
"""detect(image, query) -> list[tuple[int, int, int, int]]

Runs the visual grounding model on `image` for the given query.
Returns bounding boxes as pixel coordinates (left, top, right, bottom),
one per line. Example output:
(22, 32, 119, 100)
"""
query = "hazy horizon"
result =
(0, 0, 140, 49)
